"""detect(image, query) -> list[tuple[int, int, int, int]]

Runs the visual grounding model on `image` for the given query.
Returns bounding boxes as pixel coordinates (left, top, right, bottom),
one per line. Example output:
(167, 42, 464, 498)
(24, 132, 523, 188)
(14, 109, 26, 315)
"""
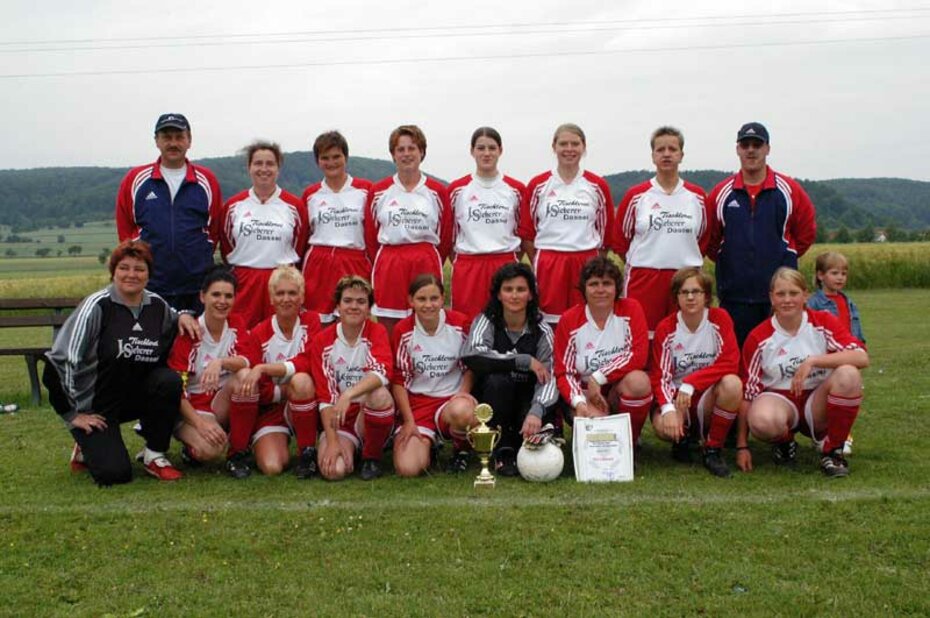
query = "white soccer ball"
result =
(517, 442, 564, 482)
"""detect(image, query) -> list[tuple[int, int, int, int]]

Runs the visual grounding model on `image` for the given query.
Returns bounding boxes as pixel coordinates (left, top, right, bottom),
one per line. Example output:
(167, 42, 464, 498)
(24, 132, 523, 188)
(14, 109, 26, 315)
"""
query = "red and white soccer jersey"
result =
(251, 311, 323, 383)
(518, 169, 614, 252)
(303, 175, 371, 251)
(364, 175, 452, 261)
(297, 320, 393, 409)
(742, 309, 863, 400)
(448, 173, 524, 255)
(650, 307, 740, 414)
(219, 187, 308, 268)
(614, 178, 710, 268)
(554, 299, 649, 408)
(168, 315, 261, 410)
(391, 309, 471, 397)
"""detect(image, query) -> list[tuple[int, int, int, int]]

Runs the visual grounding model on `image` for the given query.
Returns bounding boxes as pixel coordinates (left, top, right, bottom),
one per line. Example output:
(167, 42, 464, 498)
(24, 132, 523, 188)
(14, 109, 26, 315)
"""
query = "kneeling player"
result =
(302, 276, 396, 481)
(650, 268, 742, 477)
(170, 267, 262, 479)
(739, 268, 868, 477)
(237, 266, 322, 477)
(392, 274, 478, 477)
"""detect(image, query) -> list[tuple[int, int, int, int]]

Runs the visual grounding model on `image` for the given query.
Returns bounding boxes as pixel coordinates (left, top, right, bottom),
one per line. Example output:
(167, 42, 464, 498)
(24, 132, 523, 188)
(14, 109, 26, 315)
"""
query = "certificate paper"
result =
(572, 413, 634, 482)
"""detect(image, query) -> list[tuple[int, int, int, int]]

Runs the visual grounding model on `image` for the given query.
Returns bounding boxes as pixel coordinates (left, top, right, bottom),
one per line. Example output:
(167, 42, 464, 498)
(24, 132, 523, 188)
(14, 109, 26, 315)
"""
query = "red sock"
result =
(228, 393, 260, 455)
(705, 406, 738, 449)
(620, 395, 653, 445)
(289, 399, 319, 450)
(773, 429, 795, 444)
(823, 393, 862, 454)
(361, 404, 395, 460)
(450, 428, 470, 452)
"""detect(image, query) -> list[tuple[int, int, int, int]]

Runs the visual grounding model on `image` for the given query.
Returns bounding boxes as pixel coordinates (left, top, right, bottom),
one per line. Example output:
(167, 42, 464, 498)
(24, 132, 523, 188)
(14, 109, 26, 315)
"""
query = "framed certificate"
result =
(572, 413, 634, 482)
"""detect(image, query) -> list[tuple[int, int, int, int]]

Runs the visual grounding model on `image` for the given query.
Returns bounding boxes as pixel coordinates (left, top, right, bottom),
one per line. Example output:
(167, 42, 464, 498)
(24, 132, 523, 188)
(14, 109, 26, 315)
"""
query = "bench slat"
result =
(0, 298, 82, 310)
(0, 315, 69, 328)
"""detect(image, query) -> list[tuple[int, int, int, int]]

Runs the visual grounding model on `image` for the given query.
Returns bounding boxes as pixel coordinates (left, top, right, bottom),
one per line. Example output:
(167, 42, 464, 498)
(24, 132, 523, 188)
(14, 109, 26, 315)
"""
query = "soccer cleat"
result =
(70, 443, 88, 473)
(820, 449, 850, 478)
(494, 447, 519, 477)
(294, 446, 318, 479)
(225, 451, 252, 480)
(771, 439, 798, 466)
(359, 458, 382, 481)
(143, 455, 184, 481)
(1, 402, 19, 413)
(445, 450, 471, 474)
(132, 422, 144, 437)
(671, 436, 692, 464)
(702, 447, 731, 478)
(843, 434, 854, 456)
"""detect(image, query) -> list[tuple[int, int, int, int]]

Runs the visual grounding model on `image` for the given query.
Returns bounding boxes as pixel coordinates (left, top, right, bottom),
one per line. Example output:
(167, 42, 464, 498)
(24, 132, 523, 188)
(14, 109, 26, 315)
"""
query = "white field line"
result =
(2, 487, 928, 516)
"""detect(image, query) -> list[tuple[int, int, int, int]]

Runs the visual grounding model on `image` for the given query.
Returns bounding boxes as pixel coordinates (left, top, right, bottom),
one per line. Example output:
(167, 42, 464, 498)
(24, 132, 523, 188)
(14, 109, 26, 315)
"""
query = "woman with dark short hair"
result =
(43, 240, 199, 485)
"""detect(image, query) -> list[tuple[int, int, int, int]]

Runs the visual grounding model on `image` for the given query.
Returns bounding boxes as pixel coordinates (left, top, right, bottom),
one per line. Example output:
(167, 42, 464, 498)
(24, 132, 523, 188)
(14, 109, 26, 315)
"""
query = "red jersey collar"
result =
(733, 165, 776, 191)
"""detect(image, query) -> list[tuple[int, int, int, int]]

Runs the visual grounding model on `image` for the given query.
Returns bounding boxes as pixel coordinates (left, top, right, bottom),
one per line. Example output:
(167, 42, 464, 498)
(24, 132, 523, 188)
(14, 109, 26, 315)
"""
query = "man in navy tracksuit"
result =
(115, 114, 222, 311)
(707, 123, 817, 345)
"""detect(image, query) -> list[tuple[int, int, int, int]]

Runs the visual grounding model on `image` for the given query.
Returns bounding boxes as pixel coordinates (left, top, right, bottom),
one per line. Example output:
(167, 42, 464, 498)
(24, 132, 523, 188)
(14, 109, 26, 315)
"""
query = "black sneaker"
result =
(294, 446, 318, 479)
(360, 458, 382, 481)
(771, 439, 798, 466)
(671, 436, 692, 464)
(226, 451, 252, 479)
(702, 447, 731, 478)
(820, 449, 850, 478)
(445, 450, 471, 474)
(494, 447, 518, 477)
(180, 445, 203, 468)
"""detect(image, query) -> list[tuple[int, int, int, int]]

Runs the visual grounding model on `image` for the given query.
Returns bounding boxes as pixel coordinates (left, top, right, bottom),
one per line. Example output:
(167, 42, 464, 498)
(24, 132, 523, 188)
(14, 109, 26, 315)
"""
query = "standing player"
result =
(650, 268, 742, 477)
(365, 125, 452, 335)
(391, 274, 478, 476)
(219, 141, 308, 328)
(169, 268, 262, 479)
(236, 266, 323, 478)
(519, 123, 613, 324)
(447, 127, 524, 318)
(708, 122, 816, 345)
(116, 113, 222, 311)
(301, 131, 373, 323)
(739, 268, 867, 477)
(554, 257, 653, 450)
(301, 276, 396, 481)
(614, 127, 712, 337)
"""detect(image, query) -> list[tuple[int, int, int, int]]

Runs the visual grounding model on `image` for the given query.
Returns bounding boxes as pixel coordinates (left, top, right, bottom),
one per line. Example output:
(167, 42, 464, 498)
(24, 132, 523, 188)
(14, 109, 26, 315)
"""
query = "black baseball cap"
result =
(155, 113, 190, 133)
(736, 122, 769, 144)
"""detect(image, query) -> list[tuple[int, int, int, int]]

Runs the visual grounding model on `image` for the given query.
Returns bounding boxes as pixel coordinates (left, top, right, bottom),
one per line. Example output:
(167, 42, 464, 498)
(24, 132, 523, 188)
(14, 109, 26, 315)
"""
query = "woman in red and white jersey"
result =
(293, 276, 395, 481)
(447, 127, 525, 318)
(391, 274, 478, 477)
(739, 267, 868, 477)
(169, 267, 262, 479)
(614, 127, 713, 336)
(218, 141, 309, 329)
(236, 265, 322, 478)
(519, 123, 614, 324)
(554, 257, 653, 447)
(365, 125, 452, 336)
(301, 131, 373, 323)
(650, 267, 742, 477)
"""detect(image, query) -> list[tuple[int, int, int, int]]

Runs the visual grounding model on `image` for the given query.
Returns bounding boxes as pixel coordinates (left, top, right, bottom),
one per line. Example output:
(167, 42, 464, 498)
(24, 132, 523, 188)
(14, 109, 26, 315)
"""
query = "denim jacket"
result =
(807, 289, 866, 343)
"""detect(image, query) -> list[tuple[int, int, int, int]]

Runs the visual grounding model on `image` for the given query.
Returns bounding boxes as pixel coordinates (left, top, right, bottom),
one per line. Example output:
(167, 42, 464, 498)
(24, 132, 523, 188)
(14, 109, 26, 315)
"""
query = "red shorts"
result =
(319, 403, 363, 449)
(229, 266, 275, 330)
(371, 243, 443, 318)
(396, 392, 454, 443)
(302, 245, 371, 322)
(252, 403, 292, 444)
(451, 252, 517, 318)
(755, 388, 818, 440)
(624, 266, 677, 335)
(533, 248, 597, 322)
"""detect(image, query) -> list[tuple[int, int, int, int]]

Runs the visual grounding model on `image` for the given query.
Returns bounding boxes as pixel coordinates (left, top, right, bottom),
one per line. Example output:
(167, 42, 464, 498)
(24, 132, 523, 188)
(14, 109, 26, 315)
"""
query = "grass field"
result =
(1, 288, 928, 616)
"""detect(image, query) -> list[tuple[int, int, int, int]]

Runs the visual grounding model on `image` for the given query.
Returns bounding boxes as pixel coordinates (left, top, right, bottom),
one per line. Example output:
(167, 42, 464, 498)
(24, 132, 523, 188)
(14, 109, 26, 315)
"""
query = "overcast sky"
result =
(2, 0, 928, 182)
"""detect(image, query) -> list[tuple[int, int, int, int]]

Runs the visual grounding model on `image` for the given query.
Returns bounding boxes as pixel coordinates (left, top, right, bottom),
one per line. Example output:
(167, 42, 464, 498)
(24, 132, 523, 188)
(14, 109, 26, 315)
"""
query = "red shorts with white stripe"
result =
(371, 243, 443, 318)
(252, 403, 292, 444)
(451, 252, 517, 318)
(395, 392, 454, 443)
(319, 403, 363, 449)
(229, 266, 275, 329)
(302, 245, 372, 322)
(624, 266, 677, 335)
(755, 388, 817, 438)
(533, 248, 597, 323)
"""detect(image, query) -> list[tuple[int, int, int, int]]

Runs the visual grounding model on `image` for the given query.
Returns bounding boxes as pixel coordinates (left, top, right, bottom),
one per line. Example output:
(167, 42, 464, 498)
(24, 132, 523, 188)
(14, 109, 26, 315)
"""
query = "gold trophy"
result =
(468, 403, 500, 489)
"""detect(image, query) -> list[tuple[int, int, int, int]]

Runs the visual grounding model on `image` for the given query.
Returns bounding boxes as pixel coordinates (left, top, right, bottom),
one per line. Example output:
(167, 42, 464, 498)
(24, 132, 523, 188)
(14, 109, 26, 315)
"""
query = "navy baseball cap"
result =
(155, 113, 190, 133)
(736, 122, 769, 144)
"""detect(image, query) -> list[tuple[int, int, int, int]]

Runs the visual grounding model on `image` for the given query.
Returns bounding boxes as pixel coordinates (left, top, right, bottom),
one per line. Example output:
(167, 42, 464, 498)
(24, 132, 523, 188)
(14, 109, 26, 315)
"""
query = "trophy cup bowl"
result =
(468, 403, 500, 489)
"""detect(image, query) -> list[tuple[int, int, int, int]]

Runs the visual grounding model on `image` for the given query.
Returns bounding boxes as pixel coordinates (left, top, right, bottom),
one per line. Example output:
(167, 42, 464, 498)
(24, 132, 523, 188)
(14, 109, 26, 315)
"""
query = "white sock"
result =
(143, 447, 164, 465)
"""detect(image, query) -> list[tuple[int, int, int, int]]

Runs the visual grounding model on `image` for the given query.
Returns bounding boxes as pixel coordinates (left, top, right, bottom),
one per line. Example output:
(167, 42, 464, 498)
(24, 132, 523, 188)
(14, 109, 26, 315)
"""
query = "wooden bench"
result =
(0, 298, 82, 406)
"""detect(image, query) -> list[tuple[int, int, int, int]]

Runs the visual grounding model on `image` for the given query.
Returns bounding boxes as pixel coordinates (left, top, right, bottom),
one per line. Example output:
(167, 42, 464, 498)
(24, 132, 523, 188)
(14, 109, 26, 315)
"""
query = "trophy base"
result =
(474, 476, 496, 489)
